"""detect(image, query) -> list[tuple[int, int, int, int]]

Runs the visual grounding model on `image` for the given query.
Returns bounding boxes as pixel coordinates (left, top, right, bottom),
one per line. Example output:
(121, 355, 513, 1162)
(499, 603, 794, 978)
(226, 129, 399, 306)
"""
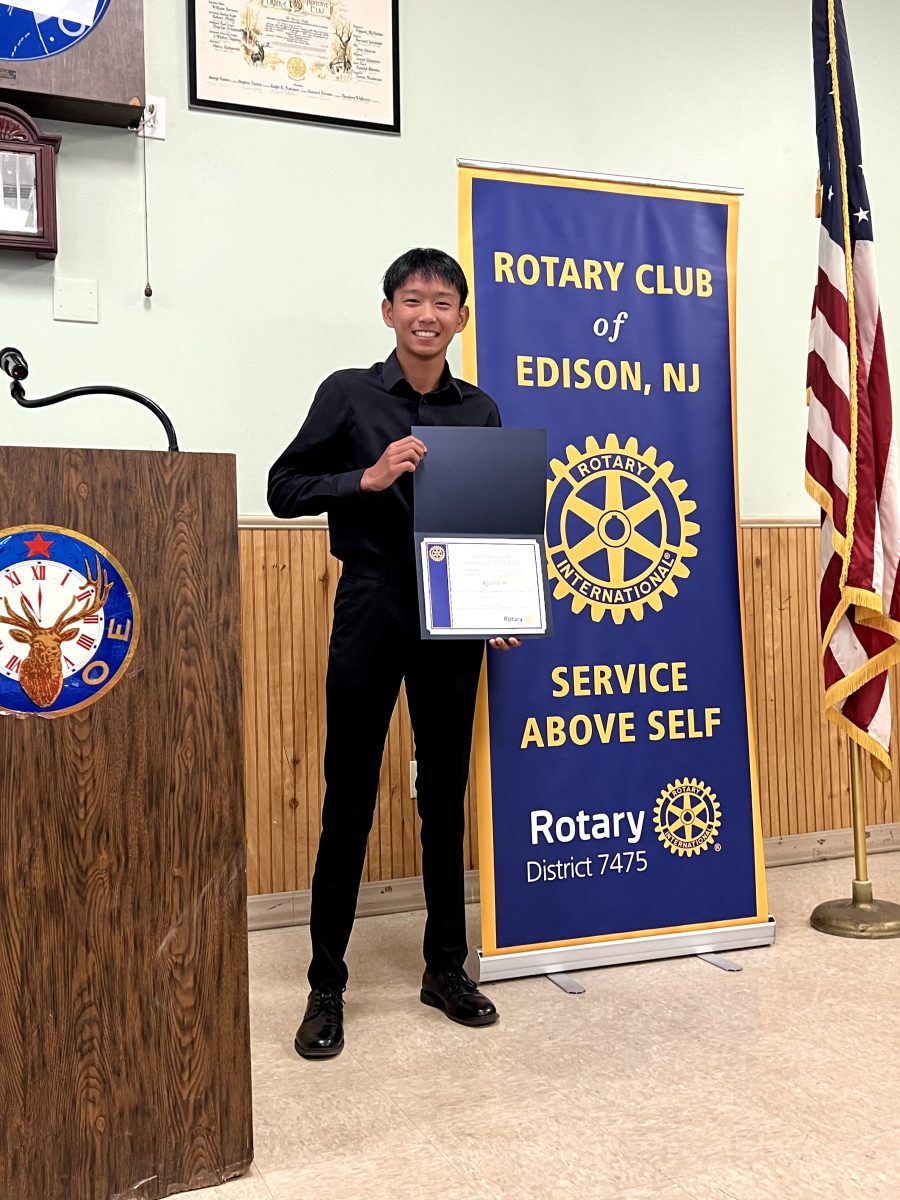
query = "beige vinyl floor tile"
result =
(678, 1133, 900, 1200)
(250, 1053, 429, 1175)
(389, 1053, 567, 1133)
(262, 1143, 484, 1200)
(170, 852, 900, 1200)
(429, 1109, 673, 1199)
(610, 1096, 813, 1176)
(609, 1185, 731, 1200)
(349, 1013, 512, 1087)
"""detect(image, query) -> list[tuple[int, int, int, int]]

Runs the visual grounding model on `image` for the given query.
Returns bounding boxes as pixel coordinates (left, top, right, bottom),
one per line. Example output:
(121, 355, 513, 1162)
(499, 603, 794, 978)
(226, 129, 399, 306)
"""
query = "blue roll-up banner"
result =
(458, 163, 772, 979)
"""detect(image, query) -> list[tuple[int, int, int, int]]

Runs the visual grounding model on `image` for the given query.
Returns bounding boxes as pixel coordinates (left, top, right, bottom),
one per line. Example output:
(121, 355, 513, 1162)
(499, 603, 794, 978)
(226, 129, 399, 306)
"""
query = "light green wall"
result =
(2, 0, 898, 517)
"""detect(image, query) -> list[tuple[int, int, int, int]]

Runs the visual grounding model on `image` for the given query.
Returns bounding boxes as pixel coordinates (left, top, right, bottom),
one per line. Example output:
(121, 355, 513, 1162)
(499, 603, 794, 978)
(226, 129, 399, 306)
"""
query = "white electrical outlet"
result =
(137, 95, 166, 141)
(409, 761, 417, 798)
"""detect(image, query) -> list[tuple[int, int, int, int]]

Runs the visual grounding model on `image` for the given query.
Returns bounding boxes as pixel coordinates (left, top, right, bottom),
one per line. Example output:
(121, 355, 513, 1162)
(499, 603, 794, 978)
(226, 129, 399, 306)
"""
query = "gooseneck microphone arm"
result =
(1, 347, 180, 453)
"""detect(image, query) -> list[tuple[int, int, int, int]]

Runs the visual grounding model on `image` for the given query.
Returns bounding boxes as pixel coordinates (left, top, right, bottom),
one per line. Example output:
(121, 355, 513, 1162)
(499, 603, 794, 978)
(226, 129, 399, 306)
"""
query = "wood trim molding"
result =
(246, 826, 900, 931)
(239, 514, 327, 529)
(237, 514, 818, 530)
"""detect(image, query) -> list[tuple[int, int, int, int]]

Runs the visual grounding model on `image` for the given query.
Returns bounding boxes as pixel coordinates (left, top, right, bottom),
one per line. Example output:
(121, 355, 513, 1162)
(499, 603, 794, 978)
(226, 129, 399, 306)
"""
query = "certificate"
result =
(188, 0, 399, 134)
(421, 537, 547, 637)
(412, 425, 552, 640)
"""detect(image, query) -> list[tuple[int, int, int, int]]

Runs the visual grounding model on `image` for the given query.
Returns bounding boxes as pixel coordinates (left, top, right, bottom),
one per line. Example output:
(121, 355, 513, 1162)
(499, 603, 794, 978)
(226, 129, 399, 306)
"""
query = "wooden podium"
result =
(0, 447, 253, 1200)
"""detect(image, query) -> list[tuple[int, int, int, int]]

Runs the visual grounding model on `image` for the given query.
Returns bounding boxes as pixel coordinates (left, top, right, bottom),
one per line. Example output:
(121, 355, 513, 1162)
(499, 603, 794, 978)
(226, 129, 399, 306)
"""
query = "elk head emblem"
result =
(0, 557, 113, 708)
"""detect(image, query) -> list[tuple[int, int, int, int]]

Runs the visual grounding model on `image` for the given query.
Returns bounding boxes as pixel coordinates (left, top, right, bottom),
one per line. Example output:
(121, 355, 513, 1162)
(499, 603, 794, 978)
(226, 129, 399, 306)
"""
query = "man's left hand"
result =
(488, 637, 522, 651)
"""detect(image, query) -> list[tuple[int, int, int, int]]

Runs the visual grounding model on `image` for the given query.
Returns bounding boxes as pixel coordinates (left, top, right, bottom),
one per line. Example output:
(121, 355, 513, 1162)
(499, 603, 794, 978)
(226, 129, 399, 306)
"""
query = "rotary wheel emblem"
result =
(428, 545, 446, 562)
(654, 778, 721, 857)
(545, 434, 699, 623)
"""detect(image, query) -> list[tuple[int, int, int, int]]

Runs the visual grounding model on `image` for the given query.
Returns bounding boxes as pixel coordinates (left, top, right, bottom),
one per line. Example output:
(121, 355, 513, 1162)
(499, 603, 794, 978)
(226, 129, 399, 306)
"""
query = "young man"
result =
(268, 248, 520, 1059)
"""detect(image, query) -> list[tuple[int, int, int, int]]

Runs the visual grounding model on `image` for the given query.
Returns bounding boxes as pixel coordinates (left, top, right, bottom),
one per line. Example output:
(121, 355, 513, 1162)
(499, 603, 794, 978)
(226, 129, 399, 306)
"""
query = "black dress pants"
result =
(308, 566, 485, 990)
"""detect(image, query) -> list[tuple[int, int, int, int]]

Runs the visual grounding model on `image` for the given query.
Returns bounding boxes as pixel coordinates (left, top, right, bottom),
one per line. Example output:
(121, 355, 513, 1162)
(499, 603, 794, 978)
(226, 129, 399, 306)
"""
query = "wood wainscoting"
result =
(239, 518, 900, 898)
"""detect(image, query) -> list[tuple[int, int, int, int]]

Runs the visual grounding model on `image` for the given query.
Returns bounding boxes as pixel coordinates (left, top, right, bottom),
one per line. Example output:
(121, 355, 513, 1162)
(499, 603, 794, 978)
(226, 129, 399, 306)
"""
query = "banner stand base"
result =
(471, 917, 776, 983)
(696, 951, 744, 972)
(547, 973, 586, 995)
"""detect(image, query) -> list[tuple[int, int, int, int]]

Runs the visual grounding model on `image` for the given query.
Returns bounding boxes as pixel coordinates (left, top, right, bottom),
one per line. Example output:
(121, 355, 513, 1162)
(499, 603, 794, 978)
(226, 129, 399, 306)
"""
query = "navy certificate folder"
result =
(411, 425, 551, 639)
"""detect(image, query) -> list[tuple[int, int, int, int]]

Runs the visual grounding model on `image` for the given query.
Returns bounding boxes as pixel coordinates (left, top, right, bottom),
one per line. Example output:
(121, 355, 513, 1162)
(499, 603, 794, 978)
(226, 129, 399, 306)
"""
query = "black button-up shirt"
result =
(268, 351, 501, 573)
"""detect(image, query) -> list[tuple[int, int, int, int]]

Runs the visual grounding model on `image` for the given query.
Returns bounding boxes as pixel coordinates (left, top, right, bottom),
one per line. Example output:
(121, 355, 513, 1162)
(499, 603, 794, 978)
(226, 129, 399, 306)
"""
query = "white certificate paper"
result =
(190, 0, 398, 132)
(422, 538, 547, 637)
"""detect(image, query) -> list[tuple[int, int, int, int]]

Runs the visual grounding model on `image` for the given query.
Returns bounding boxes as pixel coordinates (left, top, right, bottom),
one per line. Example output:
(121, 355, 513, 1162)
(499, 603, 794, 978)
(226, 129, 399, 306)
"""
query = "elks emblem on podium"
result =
(0, 525, 139, 717)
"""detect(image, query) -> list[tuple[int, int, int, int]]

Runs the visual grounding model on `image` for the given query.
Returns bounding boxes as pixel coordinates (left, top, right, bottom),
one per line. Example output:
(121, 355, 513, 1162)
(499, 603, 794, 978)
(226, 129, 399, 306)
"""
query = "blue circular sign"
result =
(0, 525, 140, 717)
(1, 2, 111, 62)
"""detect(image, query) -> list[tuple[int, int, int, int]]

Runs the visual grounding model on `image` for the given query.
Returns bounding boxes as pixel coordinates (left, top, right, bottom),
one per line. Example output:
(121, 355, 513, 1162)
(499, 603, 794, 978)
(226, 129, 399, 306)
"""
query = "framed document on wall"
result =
(188, 0, 400, 134)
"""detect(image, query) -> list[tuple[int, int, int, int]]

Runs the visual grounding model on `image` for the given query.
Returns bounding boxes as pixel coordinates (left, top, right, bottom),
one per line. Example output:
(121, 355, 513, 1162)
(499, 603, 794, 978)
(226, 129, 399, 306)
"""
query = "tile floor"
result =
(182, 853, 900, 1199)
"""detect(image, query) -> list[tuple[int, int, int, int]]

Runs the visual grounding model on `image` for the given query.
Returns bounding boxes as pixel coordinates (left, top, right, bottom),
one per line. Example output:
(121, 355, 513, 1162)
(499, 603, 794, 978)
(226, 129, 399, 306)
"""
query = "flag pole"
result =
(810, 738, 900, 937)
(808, 0, 900, 939)
(849, 738, 870, 900)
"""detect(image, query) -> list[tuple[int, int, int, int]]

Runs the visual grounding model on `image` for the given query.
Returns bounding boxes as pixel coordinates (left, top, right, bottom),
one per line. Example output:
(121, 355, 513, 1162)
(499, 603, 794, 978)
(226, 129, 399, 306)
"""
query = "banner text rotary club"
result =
(492, 250, 714, 397)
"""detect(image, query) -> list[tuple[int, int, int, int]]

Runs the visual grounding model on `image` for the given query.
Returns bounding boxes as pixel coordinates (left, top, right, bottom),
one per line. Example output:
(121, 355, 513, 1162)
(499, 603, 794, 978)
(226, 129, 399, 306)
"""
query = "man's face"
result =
(382, 274, 469, 363)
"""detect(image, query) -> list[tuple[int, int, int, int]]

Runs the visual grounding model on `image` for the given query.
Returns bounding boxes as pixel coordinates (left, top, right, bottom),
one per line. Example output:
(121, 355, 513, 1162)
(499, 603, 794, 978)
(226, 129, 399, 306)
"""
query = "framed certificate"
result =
(421, 537, 548, 637)
(188, 0, 400, 134)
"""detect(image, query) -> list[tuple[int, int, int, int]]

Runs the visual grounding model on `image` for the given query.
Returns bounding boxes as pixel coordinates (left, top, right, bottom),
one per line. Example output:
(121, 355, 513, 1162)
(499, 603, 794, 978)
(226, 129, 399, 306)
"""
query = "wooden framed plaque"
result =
(188, 0, 400, 134)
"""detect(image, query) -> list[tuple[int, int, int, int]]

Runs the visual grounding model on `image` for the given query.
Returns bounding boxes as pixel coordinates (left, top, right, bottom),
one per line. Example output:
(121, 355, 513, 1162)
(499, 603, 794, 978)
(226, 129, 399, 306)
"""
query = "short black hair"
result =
(382, 248, 468, 304)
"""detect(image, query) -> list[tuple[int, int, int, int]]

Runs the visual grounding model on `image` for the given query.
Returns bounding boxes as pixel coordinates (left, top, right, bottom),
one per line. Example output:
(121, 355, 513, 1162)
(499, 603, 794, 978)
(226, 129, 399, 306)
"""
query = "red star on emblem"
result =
(23, 532, 54, 559)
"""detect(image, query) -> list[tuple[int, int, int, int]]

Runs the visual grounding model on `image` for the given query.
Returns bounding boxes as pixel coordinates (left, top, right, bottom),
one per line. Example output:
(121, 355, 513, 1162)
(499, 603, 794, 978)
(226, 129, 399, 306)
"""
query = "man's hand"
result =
(488, 637, 522, 651)
(360, 436, 427, 492)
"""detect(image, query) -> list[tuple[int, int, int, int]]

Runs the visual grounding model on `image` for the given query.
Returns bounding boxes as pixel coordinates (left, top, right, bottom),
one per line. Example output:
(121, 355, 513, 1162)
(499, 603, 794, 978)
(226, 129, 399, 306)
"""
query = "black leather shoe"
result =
(294, 987, 345, 1059)
(420, 967, 499, 1027)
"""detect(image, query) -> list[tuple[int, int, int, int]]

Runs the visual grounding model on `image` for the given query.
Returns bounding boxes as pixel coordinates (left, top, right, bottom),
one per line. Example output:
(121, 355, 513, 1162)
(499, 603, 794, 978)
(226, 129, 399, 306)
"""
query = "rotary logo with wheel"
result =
(654, 778, 721, 857)
(545, 434, 699, 623)
(428, 545, 446, 562)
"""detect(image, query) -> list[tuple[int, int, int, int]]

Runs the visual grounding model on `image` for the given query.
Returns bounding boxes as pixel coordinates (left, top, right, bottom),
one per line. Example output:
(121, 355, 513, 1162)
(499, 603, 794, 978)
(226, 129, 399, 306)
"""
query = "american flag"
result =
(807, 0, 900, 777)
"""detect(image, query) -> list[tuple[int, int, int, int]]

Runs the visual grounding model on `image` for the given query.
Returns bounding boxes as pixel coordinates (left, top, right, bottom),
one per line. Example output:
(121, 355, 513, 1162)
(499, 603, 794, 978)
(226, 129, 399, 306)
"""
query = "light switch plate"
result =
(53, 277, 99, 323)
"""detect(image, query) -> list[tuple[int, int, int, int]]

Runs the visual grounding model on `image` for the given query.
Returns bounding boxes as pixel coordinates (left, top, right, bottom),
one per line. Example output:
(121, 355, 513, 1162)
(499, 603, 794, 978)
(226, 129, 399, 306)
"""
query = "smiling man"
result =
(268, 248, 519, 1059)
